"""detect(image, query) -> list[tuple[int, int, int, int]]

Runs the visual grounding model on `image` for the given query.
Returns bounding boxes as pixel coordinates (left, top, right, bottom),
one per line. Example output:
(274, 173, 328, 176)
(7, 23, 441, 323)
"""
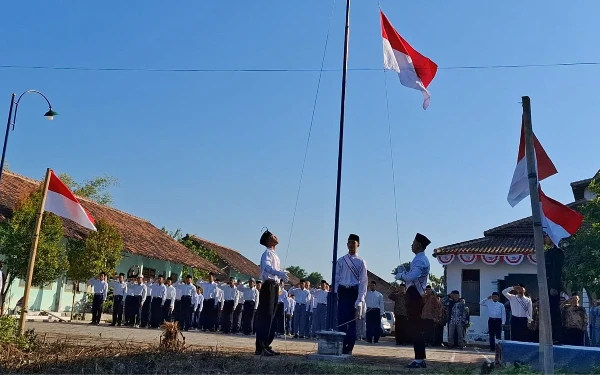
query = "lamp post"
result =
(0, 90, 57, 186)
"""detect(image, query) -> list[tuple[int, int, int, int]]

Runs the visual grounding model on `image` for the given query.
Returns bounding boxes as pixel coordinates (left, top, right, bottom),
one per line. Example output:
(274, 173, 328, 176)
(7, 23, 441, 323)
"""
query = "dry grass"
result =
(159, 321, 185, 352)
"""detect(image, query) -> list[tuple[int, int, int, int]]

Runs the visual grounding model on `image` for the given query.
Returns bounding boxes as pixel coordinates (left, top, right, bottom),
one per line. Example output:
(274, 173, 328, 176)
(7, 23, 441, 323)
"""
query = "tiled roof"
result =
(0, 171, 220, 273)
(184, 235, 301, 285)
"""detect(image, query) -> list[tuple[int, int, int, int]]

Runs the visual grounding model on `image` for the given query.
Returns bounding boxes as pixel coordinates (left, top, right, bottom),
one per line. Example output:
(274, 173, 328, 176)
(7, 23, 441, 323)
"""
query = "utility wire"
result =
(0, 61, 599, 73)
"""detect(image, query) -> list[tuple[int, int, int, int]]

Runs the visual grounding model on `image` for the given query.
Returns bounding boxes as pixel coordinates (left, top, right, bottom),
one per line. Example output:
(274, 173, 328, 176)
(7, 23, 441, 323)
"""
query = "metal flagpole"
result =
(327, 0, 351, 331)
(522, 96, 554, 374)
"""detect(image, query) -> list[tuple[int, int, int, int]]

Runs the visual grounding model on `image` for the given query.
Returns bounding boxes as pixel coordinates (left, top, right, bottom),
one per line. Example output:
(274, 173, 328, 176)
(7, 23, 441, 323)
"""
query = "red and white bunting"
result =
(437, 254, 455, 265)
(457, 254, 477, 265)
(481, 255, 501, 265)
(435, 253, 535, 266)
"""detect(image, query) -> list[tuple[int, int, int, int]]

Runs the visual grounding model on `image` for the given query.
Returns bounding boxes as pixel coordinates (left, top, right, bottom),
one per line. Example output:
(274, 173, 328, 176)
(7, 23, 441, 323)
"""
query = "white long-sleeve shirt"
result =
(259, 248, 287, 282)
(241, 286, 259, 306)
(109, 280, 127, 297)
(480, 298, 507, 324)
(165, 285, 176, 309)
(131, 283, 147, 305)
(313, 289, 328, 305)
(502, 287, 532, 321)
(193, 292, 204, 312)
(395, 251, 430, 295)
(278, 288, 289, 306)
(366, 290, 385, 312)
(293, 288, 311, 306)
(88, 278, 108, 300)
(180, 283, 196, 298)
(150, 284, 167, 305)
(287, 298, 296, 315)
(197, 281, 218, 299)
(174, 281, 183, 301)
(215, 287, 224, 308)
(335, 253, 369, 308)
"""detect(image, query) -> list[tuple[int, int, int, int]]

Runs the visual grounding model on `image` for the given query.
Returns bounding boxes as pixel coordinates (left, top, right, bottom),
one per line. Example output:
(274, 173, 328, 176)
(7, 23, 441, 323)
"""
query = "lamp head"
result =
(44, 109, 58, 121)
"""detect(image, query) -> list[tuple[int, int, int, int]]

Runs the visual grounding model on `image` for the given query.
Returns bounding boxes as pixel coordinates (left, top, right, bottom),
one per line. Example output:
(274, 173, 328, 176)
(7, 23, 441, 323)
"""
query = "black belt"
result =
(339, 285, 359, 289)
(489, 317, 502, 320)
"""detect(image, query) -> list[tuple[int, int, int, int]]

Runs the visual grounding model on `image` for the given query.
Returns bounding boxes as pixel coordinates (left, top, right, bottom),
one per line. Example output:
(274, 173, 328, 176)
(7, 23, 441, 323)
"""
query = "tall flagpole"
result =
(522, 96, 554, 374)
(327, 0, 351, 331)
(19, 167, 52, 335)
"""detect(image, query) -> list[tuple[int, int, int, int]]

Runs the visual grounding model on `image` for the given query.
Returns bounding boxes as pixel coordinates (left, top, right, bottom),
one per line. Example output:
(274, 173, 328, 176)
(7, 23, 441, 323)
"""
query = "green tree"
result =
(161, 228, 218, 281)
(286, 266, 307, 280)
(57, 173, 119, 206)
(306, 271, 324, 286)
(0, 189, 67, 313)
(428, 273, 446, 295)
(564, 173, 600, 297)
(66, 219, 123, 319)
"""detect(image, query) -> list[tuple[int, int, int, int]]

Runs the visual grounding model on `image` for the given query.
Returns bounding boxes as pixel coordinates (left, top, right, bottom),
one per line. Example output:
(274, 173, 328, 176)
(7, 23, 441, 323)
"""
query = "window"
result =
(142, 267, 156, 280)
(64, 279, 86, 293)
(461, 269, 480, 316)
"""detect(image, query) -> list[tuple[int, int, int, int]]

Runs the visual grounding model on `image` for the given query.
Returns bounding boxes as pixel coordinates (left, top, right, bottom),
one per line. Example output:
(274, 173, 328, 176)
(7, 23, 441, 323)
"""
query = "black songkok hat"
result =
(260, 228, 272, 246)
(415, 233, 431, 249)
(348, 234, 360, 243)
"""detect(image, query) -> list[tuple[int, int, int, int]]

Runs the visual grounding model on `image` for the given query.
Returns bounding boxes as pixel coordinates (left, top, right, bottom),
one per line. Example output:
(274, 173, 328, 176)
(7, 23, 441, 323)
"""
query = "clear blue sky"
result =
(1, 1, 598, 282)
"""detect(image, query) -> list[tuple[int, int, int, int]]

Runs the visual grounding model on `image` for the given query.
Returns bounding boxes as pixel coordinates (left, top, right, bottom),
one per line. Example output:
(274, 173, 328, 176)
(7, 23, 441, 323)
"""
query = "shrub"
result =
(0, 316, 38, 351)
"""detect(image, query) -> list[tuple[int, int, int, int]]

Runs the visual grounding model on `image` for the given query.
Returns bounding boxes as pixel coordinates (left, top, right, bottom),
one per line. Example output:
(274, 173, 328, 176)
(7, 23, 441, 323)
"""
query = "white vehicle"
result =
(383, 311, 395, 333)
(381, 316, 392, 336)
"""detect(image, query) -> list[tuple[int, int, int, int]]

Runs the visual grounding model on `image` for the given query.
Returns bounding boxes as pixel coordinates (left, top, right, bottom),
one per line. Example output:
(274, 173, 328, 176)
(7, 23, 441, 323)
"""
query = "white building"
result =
(433, 174, 596, 342)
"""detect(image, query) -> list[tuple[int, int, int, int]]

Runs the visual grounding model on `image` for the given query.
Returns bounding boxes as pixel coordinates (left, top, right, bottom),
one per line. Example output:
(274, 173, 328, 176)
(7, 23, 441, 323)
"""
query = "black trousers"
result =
(221, 300, 235, 333)
(338, 285, 359, 354)
(433, 322, 444, 346)
(242, 301, 256, 335)
(112, 295, 124, 325)
(423, 318, 435, 345)
(366, 308, 382, 343)
(511, 316, 529, 342)
(255, 280, 279, 352)
(275, 302, 285, 334)
(162, 299, 172, 322)
(564, 328, 585, 346)
(92, 294, 104, 324)
(123, 296, 132, 325)
(233, 303, 243, 333)
(549, 293, 562, 343)
(173, 300, 181, 323)
(488, 318, 502, 350)
(201, 298, 216, 330)
(395, 315, 408, 344)
(140, 298, 151, 327)
(131, 296, 142, 326)
(179, 296, 193, 331)
(150, 298, 163, 328)
(406, 286, 426, 360)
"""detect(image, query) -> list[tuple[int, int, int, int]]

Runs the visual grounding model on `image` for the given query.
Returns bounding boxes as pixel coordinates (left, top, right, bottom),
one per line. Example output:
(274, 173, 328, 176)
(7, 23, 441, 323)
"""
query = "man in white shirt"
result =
(179, 275, 196, 331)
(241, 278, 259, 335)
(109, 273, 127, 326)
(87, 272, 108, 325)
(123, 277, 137, 326)
(480, 292, 506, 351)
(149, 275, 167, 328)
(193, 286, 204, 329)
(255, 229, 288, 356)
(220, 277, 239, 334)
(395, 233, 431, 369)
(275, 280, 288, 336)
(286, 294, 295, 336)
(197, 272, 218, 331)
(293, 280, 310, 338)
(365, 281, 385, 343)
(502, 284, 532, 342)
(131, 276, 147, 328)
(163, 277, 176, 323)
(311, 281, 329, 336)
(335, 233, 369, 355)
(232, 279, 245, 333)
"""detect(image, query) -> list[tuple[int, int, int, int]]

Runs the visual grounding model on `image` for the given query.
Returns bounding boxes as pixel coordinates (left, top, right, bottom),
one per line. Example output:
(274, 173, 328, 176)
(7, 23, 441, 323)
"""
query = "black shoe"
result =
(255, 349, 274, 357)
(406, 361, 426, 368)
(265, 347, 280, 356)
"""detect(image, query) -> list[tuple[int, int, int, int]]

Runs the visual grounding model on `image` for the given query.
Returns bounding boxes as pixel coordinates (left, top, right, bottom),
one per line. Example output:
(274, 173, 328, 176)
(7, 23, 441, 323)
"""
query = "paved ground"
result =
(26, 321, 493, 368)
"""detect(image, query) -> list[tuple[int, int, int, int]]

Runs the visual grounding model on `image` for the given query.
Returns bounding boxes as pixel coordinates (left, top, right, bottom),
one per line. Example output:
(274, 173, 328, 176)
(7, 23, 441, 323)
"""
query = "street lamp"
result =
(0, 90, 57, 186)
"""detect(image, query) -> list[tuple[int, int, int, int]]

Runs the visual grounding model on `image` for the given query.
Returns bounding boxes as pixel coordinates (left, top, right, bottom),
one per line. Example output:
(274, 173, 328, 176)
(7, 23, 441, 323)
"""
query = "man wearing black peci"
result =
(395, 233, 431, 369)
(255, 228, 289, 356)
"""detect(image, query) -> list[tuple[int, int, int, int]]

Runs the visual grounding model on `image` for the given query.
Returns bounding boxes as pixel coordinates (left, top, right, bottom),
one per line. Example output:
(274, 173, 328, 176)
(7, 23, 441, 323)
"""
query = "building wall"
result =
(445, 259, 538, 342)
(3, 253, 184, 314)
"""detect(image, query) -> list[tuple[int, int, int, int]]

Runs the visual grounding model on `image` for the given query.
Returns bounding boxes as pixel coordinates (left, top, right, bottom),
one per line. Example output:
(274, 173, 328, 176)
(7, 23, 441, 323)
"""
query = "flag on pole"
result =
(539, 186, 583, 246)
(507, 119, 558, 207)
(380, 10, 438, 110)
(45, 170, 97, 231)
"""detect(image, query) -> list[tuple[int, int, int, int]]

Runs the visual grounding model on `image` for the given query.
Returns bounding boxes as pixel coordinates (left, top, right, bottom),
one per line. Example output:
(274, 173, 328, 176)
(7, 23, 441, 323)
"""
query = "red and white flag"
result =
(539, 186, 583, 246)
(45, 170, 96, 231)
(507, 119, 557, 207)
(380, 10, 438, 110)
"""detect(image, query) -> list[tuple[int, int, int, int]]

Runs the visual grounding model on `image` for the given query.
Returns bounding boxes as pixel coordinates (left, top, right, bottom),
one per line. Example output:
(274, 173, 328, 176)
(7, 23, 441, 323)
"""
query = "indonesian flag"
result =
(539, 186, 583, 246)
(507, 119, 557, 207)
(45, 170, 97, 231)
(381, 10, 438, 110)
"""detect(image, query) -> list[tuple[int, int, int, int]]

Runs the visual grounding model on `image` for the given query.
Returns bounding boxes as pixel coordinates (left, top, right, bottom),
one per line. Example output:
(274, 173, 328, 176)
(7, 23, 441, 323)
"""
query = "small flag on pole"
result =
(507, 119, 558, 207)
(45, 170, 96, 230)
(380, 10, 438, 109)
(539, 186, 583, 246)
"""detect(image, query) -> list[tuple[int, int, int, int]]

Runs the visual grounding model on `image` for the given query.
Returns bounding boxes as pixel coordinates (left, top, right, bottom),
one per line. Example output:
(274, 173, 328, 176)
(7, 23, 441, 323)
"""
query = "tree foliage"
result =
(57, 173, 119, 206)
(428, 273, 446, 295)
(161, 227, 218, 281)
(0, 189, 67, 305)
(306, 271, 324, 286)
(286, 266, 307, 280)
(563, 174, 600, 296)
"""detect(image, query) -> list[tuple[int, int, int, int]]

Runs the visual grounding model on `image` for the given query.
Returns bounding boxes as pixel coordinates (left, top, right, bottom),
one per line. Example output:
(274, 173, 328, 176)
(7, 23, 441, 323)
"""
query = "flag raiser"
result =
(539, 186, 584, 247)
(380, 10, 438, 109)
(45, 170, 96, 231)
(507, 118, 558, 207)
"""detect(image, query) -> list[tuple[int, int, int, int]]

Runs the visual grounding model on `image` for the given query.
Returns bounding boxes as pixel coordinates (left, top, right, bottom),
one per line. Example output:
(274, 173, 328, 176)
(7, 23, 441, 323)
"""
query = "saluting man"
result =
(335, 233, 368, 355)
(395, 233, 431, 369)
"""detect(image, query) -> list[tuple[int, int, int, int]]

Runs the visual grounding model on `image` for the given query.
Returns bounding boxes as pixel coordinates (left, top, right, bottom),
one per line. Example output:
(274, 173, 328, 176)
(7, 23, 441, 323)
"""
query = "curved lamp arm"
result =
(12, 90, 55, 130)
